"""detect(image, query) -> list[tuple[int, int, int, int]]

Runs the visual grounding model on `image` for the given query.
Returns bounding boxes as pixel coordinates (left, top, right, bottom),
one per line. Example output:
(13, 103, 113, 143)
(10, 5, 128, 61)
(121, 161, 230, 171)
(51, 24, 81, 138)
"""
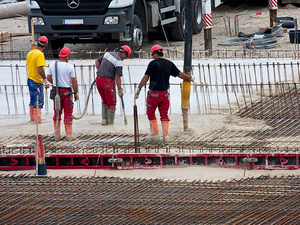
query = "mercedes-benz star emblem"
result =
(67, 0, 80, 9)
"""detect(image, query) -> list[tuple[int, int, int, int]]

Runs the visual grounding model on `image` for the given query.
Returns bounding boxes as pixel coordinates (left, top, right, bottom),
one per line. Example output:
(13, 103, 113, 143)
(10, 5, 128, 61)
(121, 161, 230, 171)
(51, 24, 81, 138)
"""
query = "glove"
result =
(190, 75, 195, 82)
(74, 92, 79, 101)
(43, 79, 51, 89)
(134, 87, 140, 99)
(118, 89, 124, 98)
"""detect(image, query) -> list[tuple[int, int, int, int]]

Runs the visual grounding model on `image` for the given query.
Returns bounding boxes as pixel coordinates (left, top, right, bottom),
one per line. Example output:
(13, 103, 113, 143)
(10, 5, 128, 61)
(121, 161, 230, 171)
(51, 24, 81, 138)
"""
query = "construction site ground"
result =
(1, 3, 300, 224)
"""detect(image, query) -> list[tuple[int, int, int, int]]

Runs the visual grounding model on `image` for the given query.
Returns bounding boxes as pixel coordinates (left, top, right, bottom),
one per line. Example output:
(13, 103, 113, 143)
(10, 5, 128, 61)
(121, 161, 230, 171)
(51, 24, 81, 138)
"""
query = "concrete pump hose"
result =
(73, 80, 96, 120)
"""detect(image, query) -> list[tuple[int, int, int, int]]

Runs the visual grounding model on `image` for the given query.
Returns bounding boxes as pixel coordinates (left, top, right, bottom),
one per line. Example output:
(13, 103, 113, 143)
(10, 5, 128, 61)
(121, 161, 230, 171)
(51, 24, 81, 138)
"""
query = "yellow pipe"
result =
(181, 81, 191, 110)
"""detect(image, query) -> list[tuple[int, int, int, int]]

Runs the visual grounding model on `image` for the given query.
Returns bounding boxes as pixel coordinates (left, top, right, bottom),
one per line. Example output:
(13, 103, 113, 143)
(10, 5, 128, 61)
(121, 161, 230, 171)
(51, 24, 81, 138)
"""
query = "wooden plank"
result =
(0, 31, 11, 42)
(11, 33, 31, 37)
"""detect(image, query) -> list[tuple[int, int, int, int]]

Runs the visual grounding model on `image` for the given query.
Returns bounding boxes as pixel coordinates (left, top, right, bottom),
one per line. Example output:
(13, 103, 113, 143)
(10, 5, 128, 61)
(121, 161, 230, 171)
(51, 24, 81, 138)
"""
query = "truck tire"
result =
(169, 0, 186, 41)
(193, 0, 203, 34)
(128, 15, 143, 51)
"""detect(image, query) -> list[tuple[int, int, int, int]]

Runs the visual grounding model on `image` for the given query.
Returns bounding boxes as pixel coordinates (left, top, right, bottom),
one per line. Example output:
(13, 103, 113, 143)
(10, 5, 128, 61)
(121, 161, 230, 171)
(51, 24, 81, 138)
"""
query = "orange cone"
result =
(65, 124, 75, 141)
(29, 106, 34, 121)
(54, 121, 61, 141)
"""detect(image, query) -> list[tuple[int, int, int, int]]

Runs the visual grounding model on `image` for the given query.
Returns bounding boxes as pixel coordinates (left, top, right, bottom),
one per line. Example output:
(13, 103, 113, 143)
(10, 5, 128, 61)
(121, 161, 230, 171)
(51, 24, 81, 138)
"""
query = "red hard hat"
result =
(151, 44, 162, 55)
(59, 47, 71, 57)
(121, 45, 131, 57)
(38, 36, 48, 44)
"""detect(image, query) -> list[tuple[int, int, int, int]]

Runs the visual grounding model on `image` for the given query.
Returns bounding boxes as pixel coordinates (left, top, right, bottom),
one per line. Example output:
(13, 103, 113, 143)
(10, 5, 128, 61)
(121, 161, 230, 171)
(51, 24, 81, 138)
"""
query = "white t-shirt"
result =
(47, 61, 76, 88)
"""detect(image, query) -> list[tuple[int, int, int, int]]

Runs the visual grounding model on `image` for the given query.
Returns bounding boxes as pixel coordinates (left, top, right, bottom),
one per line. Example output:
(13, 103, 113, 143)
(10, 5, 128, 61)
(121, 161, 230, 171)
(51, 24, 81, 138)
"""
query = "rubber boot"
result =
(145, 120, 159, 141)
(65, 124, 75, 141)
(29, 106, 34, 121)
(107, 109, 115, 125)
(33, 108, 42, 123)
(102, 104, 108, 125)
(54, 121, 61, 141)
(161, 121, 170, 141)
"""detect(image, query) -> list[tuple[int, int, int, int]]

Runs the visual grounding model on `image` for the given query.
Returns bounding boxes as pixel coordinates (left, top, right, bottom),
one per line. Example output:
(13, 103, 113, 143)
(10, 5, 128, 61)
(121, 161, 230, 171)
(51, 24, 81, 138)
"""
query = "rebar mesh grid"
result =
(0, 175, 299, 224)
(2, 49, 300, 60)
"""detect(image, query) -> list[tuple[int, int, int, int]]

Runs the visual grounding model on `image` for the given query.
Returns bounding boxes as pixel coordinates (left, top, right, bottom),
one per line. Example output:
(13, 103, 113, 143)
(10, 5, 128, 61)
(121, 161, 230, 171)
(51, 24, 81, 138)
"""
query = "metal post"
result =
(133, 84, 139, 153)
(269, 0, 278, 27)
(182, 0, 193, 131)
(203, 0, 213, 56)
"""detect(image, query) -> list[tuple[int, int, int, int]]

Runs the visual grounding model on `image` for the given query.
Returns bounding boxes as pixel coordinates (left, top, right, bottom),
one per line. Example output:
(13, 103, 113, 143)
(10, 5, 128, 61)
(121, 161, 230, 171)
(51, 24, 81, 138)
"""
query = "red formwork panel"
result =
(0, 153, 299, 170)
(0, 154, 36, 170)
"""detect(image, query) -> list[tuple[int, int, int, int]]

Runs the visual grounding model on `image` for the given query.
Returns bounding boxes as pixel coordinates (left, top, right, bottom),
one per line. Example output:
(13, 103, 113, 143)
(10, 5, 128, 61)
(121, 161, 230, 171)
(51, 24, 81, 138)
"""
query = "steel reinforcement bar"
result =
(0, 175, 299, 224)
(0, 153, 299, 170)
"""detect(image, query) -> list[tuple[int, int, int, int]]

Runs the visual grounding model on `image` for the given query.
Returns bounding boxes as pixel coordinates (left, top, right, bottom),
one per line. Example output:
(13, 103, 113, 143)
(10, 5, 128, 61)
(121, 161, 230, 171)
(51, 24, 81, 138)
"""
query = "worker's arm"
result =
(135, 74, 150, 99)
(47, 75, 53, 84)
(71, 77, 79, 101)
(115, 75, 122, 90)
(95, 59, 100, 71)
(37, 66, 46, 79)
(38, 66, 51, 88)
(71, 77, 78, 94)
(137, 74, 150, 89)
(178, 72, 193, 81)
(115, 75, 124, 97)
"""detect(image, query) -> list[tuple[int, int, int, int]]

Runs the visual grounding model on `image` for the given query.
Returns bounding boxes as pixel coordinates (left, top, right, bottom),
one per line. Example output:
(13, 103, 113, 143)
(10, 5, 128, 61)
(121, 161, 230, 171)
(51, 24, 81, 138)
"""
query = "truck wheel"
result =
(129, 15, 143, 51)
(193, 0, 203, 34)
(169, 0, 186, 41)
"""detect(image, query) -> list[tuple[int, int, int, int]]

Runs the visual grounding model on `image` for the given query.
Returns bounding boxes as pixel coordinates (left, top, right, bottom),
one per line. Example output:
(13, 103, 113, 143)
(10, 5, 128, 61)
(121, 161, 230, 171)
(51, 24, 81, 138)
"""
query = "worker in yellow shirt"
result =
(26, 36, 51, 123)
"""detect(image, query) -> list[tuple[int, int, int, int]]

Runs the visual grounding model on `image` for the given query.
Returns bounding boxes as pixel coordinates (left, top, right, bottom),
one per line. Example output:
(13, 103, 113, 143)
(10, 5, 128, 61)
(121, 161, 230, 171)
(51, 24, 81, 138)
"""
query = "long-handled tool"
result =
(31, 19, 35, 50)
(133, 85, 139, 153)
(120, 96, 128, 125)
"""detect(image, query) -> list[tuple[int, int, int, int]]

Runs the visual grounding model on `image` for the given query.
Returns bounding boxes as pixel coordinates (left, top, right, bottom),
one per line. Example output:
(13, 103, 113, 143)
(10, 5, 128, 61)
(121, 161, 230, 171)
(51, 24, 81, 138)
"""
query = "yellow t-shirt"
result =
(26, 49, 46, 84)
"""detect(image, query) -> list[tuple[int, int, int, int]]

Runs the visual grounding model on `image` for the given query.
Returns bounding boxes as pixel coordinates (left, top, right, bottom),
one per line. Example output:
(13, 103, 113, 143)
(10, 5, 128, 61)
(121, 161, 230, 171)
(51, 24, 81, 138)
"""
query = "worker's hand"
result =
(43, 79, 51, 89)
(134, 87, 140, 99)
(189, 75, 195, 82)
(74, 92, 79, 101)
(118, 89, 124, 98)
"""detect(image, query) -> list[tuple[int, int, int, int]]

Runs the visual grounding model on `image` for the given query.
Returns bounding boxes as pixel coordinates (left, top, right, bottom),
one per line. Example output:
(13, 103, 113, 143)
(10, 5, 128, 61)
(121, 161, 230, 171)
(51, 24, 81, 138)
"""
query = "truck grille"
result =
(36, 0, 113, 15)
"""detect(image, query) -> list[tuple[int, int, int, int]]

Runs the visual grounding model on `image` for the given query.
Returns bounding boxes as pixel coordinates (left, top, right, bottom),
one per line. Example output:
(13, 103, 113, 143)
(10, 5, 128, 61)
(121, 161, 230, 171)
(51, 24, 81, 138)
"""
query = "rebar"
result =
(0, 175, 299, 224)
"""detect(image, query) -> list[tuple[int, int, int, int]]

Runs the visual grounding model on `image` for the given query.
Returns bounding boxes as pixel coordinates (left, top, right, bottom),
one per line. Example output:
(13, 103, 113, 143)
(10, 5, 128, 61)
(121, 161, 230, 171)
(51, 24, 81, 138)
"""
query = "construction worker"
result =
(47, 47, 79, 141)
(26, 35, 51, 123)
(95, 45, 131, 125)
(135, 44, 194, 141)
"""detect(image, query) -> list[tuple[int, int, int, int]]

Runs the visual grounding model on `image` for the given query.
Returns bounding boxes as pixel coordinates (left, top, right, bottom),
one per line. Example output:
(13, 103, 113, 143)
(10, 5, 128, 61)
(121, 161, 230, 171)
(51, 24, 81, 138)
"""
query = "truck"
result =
(26, 0, 221, 54)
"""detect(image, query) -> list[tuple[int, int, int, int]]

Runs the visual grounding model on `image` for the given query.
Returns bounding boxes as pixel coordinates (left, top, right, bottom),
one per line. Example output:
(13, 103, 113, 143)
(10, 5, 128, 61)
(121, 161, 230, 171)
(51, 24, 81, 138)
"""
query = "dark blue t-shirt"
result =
(145, 58, 180, 91)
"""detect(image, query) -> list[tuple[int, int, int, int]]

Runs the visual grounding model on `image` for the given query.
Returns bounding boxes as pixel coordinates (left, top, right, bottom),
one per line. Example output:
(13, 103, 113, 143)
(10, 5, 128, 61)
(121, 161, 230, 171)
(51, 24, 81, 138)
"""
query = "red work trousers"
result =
(96, 77, 116, 110)
(146, 90, 170, 121)
(53, 89, 73, 124)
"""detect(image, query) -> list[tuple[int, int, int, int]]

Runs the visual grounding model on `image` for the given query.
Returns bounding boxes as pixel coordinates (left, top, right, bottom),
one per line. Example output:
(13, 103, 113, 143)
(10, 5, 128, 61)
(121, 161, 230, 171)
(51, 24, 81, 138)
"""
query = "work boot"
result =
(102, 104, 108, 125)
(161, 121, 169, 141)
(33, 108, 42, 123)
(29, 106, 34, 121)
(65, 124, 75, 141)
(54, 121, 61, 141)
(107, 109, 115, 125)
(145, 120, 160, 142)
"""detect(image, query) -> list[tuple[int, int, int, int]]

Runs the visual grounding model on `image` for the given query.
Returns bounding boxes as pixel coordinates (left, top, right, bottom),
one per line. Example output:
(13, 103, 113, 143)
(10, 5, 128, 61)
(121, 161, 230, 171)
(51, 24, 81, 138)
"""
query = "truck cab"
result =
(27, 0, 220, 55)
